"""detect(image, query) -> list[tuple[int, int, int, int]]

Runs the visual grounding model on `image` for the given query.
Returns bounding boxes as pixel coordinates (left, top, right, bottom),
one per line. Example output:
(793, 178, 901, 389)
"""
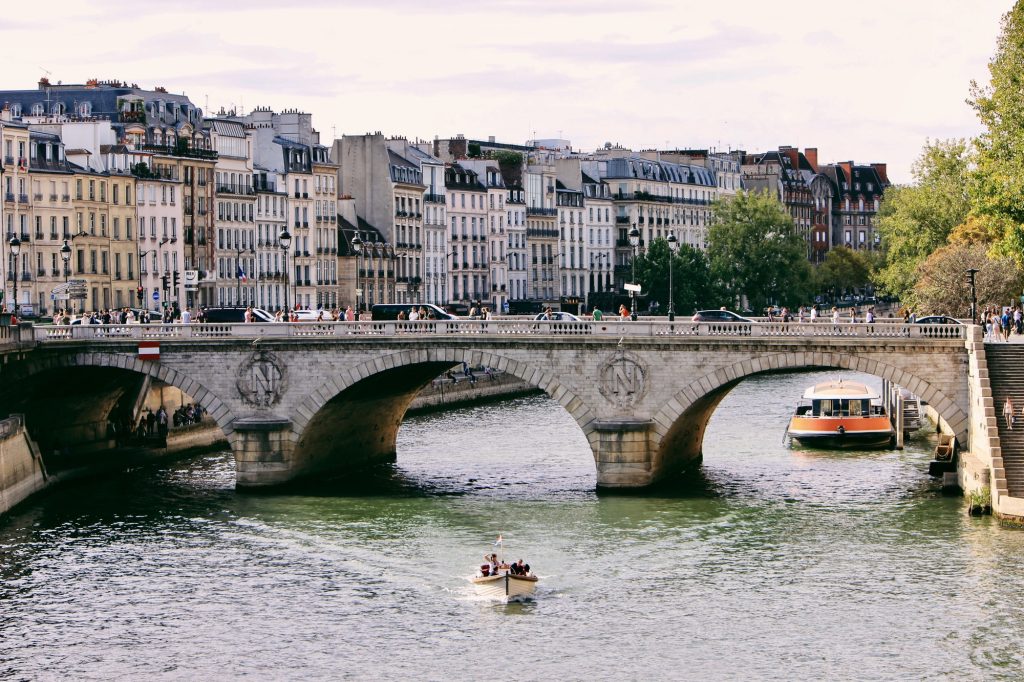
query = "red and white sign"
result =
(138, 341, 160, 361)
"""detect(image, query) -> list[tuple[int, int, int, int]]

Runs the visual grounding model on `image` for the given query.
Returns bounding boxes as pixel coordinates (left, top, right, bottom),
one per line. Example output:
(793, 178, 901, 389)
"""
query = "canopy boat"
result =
(470, 537, 539, 601)
(786, 379, 895, 449)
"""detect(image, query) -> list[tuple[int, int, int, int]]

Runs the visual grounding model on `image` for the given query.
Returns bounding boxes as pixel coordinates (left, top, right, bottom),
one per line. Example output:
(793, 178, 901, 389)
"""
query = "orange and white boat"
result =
(787, 379, 895, 449)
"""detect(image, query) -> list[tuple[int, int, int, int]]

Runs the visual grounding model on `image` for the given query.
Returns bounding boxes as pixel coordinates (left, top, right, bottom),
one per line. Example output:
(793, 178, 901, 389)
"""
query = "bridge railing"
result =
(30, 320, 968, 342)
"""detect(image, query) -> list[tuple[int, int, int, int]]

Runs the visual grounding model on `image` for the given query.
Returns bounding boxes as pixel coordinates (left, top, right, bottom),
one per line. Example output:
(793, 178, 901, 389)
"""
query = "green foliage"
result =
(969, 3, 1024, 263)
(875, 139, 971, 300)
(814, 247, 878, 296)
(492, 150, 523, 167)
(633, 237, 716, 315)
(467, 142, 482, 158)
(131, 162, 153, 179)
(911, 241, 1023, 316)
(706, 191, 812, 311)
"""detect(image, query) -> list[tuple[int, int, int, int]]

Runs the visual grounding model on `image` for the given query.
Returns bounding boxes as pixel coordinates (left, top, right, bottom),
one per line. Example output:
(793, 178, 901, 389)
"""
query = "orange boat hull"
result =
(787, 415, 894, 449)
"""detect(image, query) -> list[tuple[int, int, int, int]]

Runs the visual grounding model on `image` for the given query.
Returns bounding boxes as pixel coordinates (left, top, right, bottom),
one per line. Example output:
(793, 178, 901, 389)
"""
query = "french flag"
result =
(237, 264, 247, 283)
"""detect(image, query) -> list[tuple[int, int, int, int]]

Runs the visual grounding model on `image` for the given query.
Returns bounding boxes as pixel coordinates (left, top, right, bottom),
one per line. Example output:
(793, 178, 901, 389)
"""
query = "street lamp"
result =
(279, 227, 291, 315)
(8, 237, 21, 317)
(667, 232, 678, 322)
(628, 225, 640, 321)
(60, 239, 71, 285)
(966, 267, 979, 325)
(350, 234, 363, 313)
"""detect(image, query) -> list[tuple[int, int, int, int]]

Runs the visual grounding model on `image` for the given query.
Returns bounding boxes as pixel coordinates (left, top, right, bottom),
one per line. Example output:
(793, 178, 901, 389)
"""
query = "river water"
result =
(2, 370, 1023, 681)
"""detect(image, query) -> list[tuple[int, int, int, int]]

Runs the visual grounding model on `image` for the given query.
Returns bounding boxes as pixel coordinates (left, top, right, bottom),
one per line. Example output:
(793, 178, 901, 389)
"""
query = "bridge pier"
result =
(593, 419, 659, 488)
(232, 418, 295, 487)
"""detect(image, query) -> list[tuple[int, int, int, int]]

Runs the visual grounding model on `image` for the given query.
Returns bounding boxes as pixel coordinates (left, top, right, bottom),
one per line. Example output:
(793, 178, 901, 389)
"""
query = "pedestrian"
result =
(810, 304, 819, 322)
(181, 308, 192, 324)
(345, 306, 355, 321)
(592, 306, 603, 321)
(156, 406, 169, 438)
(619, 304, 629, 319)
(1004, 396, 1015, 430)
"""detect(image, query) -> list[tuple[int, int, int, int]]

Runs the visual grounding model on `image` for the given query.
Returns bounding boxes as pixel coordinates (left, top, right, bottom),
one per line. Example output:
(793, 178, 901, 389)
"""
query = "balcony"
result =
(21, 272, 31, 281)
(3, 192, 12, 202)
(526, 207, 557, 216)
(18, 194, 29, 203)
(3, 156, 13, 165)
(62, 194, 70, 202)
(140, 143, 218, 160)
(424, 193, 446, 204)
(37, 267, 46, 277)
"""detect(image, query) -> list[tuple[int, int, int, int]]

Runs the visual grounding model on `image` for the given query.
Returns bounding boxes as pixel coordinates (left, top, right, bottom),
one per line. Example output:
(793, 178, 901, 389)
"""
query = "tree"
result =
(813, 247, 878, 299)
(912, 242, 1022, 317)
(875, 139, 971, 300)
(969, 2, 1024, 261)
(634, 237, 716, 315)
(706, 190, 811, 312)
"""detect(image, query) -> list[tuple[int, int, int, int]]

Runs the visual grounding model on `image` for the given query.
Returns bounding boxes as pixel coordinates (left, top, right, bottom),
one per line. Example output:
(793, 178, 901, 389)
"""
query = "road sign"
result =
(51, 293, 70, 301)
(624, 283, 642, 293)
(152, 290, 160, 301)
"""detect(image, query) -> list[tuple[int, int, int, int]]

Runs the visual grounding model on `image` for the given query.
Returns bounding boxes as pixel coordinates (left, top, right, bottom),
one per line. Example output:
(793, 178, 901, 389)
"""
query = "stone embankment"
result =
(407, 370, 538, 413)
(0, 415, 47, 515)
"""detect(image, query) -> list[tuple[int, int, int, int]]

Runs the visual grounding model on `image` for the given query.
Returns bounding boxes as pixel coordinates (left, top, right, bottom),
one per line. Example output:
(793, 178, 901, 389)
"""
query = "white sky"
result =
(0, 0, 1013, 183)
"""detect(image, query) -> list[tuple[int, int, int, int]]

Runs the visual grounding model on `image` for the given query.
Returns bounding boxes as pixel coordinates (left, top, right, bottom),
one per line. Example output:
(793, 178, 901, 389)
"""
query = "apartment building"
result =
(312, 146, 339, 310)
(206, 118, 257, 307)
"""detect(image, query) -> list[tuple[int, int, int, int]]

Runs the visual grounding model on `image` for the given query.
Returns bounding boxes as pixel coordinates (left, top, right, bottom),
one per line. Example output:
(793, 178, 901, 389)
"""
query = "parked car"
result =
(914, 315, 964, 325)
(370, 303, 457, 321)
(202, 307, 275, 323)
(533, 311, 582, 322)
(692, 309, 753, 322)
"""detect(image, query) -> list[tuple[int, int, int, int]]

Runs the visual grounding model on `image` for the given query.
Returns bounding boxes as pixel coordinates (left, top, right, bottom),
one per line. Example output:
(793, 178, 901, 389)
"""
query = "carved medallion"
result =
(237, 350, 287, 408)
(599, 351, 647, 408)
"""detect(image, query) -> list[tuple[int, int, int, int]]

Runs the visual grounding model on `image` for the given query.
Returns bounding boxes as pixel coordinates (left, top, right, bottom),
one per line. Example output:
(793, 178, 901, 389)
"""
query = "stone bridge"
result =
(0, 319, 971, 491)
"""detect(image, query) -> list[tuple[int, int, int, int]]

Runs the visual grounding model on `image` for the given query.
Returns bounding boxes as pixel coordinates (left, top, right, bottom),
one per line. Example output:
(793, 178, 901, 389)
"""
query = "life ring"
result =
(837, 425, 846, 435)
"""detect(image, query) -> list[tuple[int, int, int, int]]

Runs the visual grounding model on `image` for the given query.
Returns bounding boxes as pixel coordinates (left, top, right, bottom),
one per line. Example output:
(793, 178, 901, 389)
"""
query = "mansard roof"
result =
(602, 156, 716, 187)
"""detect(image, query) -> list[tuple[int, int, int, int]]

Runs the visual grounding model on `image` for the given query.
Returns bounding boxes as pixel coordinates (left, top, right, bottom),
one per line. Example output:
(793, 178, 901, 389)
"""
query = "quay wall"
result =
(408, 372, 538, 413)
(0, 415, 48, 516)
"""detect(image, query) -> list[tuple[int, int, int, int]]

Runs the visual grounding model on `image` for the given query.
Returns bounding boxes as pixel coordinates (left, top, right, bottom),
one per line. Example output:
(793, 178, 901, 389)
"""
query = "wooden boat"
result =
(470, 570, 539, 601)
(787, 379, 895, 449)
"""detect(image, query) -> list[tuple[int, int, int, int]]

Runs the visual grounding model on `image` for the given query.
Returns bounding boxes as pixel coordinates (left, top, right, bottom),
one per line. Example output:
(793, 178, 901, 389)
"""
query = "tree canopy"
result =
(969, 2, 1024, 263)
(874, 139, 971, 300)
(633, 237, 716, 315)
(912, 242, 1023, 317)
(814, 247, 878, 298)
(706, 190, 812, 311)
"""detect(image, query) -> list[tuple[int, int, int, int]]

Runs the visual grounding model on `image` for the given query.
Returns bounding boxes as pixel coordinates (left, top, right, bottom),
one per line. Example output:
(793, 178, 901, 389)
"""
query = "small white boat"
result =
(470, 536, 539, 601)
(470, 571, 539, 601)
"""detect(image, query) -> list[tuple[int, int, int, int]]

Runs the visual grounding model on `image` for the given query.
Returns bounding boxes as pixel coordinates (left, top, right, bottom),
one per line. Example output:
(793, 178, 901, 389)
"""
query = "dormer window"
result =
(11, 104, 21, 117)
(78, 102, 91, 116)
(31, 103, 44, 116)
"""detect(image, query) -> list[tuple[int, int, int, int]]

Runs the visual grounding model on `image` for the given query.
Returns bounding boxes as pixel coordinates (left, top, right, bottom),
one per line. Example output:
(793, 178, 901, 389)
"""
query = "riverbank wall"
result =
(407, 371, 538, 413)
(0, 415, 48, 515)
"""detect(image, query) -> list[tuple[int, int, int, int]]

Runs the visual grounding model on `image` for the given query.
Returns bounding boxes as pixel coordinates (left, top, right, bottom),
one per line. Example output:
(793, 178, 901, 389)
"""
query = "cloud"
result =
(508, 26, 778, 65)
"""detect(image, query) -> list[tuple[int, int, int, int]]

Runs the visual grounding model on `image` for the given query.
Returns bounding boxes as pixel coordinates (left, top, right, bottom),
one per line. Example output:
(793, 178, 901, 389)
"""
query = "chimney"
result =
(805, 147, 818, 172)
(871, 162, 889, 185)
(488, 135, 495, 143)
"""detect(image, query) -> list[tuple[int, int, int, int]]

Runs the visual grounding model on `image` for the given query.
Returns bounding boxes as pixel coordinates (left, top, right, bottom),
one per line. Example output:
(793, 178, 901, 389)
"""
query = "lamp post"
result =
(966, 267, 979, 325)
(628, 225, 640, 321)
(9, 237, 21, 317)
(60, 239, 71, 286)
(667, 232, 678, 322)
(350, 234, 363, 313)
(279, 227, 291, 315)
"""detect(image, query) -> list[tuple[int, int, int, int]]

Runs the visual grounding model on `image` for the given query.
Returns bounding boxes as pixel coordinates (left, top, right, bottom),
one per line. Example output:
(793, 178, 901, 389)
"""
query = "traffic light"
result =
(172, 271, 180, 289)
(136, 286, 144, 303)
(161, 274, 169, 292)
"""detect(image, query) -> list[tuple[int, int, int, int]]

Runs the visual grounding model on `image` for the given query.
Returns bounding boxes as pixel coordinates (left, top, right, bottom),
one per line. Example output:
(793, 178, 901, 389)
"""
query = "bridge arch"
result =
(651, 351, 969, 475)
(1, 350, 238, 442)
(289, 347, 599, 478)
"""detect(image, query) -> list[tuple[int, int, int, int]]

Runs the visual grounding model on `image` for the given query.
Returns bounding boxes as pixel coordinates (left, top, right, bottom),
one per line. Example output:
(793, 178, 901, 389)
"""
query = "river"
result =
(1, 370, 1023, 681)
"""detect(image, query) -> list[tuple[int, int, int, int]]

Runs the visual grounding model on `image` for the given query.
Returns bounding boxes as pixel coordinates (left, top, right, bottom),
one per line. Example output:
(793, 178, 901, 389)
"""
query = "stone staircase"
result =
(982, 345, 1024, 496)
